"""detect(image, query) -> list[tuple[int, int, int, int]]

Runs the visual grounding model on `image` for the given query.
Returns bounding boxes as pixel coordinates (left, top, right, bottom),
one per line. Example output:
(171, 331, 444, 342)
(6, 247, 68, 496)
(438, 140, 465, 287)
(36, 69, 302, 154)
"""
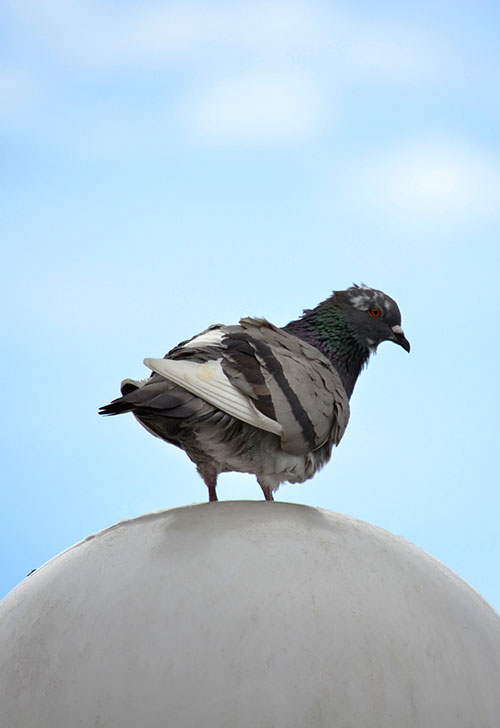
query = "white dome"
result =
(1, 502, 500, 728)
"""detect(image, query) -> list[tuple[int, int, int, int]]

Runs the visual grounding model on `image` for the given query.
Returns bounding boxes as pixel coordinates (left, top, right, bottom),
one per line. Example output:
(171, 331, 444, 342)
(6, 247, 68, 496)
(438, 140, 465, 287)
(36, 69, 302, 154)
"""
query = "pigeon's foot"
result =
(199, 464, 219, 502)
(258, 478, 275, 501)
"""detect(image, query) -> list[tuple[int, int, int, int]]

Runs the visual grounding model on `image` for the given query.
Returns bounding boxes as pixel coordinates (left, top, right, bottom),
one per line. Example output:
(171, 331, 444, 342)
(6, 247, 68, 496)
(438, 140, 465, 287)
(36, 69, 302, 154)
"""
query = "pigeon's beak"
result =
(391, 325, 411, 353)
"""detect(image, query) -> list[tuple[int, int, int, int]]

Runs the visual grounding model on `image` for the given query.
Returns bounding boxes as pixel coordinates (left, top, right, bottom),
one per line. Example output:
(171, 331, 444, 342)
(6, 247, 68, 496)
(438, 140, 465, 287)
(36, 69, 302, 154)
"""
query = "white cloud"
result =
(11, 1, 324, 69)
(11, 0, 452, 82)
(348, 141, 500, 224)
(186, 70, 323, 144)
(3, 2, 461, 148)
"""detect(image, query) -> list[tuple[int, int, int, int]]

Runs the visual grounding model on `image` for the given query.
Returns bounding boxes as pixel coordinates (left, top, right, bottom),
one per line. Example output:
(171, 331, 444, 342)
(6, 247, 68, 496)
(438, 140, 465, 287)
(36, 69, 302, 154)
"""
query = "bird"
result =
(99, 285, 410, 502)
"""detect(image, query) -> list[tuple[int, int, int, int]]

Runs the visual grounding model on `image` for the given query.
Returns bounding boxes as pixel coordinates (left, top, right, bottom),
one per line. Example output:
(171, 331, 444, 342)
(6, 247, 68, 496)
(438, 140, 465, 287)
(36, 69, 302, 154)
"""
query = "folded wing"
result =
(143, 317, 350, 456)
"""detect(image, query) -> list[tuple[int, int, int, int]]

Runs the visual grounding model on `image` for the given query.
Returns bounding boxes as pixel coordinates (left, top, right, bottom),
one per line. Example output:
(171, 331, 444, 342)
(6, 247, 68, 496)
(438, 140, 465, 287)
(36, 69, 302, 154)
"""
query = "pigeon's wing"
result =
(109, 319, 348, 456)
(143, 357, 283, 436)
(222, 318, 350, 455)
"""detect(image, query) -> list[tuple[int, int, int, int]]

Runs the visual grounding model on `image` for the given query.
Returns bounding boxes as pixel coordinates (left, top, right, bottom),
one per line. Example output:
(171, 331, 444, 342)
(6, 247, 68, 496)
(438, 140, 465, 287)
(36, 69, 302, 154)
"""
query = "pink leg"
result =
(199, 465, 218, 502)
(258, 480, 275, 501)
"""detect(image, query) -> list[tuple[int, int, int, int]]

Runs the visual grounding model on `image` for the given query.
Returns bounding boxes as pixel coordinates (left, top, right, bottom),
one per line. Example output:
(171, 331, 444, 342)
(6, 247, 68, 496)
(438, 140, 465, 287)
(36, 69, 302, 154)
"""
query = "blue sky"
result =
(1, 1, 499, 609)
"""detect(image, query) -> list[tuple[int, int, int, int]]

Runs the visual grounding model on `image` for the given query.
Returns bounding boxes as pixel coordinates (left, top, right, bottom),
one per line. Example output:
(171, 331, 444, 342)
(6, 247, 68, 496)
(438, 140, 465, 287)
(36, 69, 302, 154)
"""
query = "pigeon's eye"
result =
(369, 306, 382, 319)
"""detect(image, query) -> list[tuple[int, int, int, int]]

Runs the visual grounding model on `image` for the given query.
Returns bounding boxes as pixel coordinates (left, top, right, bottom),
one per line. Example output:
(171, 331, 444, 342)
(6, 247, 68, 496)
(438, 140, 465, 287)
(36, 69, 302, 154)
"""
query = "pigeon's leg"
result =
(198, 464, 218, 502)
(257, 478, 275, 502)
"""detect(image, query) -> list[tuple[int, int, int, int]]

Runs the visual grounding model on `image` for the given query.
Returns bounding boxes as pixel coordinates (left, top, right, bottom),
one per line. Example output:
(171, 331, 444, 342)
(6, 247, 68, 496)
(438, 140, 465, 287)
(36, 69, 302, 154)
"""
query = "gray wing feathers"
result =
(223, 318, 350, 456)
(104, 317, 350, 455)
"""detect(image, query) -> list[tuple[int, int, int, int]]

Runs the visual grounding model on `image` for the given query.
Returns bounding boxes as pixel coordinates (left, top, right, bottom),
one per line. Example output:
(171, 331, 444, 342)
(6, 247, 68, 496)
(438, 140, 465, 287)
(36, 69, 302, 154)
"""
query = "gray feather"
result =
(99, 285, 408, 501)
(223, 318, 349, 455)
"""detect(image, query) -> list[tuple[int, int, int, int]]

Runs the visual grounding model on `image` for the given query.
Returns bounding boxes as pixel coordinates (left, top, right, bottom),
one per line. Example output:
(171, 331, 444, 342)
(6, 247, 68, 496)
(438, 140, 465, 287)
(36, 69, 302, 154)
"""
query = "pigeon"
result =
(99, 285, 409, 501)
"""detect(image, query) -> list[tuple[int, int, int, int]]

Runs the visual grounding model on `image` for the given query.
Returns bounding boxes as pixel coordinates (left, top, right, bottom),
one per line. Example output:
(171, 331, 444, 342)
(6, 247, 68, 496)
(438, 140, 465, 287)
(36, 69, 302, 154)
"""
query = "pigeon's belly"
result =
(190, 415, 334, 489)
(134, 406, 335, 491)
(219, 448, 309, 482)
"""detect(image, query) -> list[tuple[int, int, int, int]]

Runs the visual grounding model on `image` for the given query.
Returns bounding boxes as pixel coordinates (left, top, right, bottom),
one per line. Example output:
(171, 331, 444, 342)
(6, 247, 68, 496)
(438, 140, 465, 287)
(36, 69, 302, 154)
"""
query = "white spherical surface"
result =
(1, 502, 500, 728)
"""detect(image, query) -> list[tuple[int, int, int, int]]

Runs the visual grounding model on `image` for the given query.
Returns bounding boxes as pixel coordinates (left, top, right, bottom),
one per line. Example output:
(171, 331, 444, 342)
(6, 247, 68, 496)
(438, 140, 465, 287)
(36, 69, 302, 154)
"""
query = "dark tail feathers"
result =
(99, 379, 140, 416)
(98, 399, 134, 416)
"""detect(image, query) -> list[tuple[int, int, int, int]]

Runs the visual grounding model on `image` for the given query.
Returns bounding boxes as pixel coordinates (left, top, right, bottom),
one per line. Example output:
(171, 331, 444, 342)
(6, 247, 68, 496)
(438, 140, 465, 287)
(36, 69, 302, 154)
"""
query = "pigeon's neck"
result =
(283, 307, 371, 399)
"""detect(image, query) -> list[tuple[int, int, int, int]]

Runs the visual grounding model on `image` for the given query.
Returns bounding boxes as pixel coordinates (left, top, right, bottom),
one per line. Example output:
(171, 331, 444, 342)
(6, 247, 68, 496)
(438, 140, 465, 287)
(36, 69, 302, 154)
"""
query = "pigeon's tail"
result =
(98, 399, 134, 416)
(98, 376, 202, 421)
(98, 378, 142, 416)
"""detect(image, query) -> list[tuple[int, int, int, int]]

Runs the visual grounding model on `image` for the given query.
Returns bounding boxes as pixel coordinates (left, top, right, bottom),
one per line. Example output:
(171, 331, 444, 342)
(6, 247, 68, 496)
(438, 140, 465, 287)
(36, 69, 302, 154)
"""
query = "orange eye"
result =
(369, 306, 382, 319)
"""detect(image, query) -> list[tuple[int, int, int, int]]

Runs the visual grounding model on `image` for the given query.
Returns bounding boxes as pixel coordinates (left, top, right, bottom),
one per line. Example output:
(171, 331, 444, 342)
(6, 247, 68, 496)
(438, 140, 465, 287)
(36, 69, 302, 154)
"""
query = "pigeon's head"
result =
(336, 285, 410, 353)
